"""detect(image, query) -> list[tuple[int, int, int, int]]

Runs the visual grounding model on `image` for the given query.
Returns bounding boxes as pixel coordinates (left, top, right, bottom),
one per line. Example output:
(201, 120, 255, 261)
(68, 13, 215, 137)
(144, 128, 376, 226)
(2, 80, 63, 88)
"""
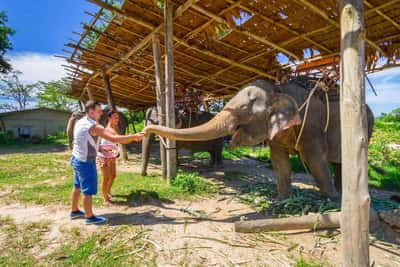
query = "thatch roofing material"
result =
(65, 0, 400, 109)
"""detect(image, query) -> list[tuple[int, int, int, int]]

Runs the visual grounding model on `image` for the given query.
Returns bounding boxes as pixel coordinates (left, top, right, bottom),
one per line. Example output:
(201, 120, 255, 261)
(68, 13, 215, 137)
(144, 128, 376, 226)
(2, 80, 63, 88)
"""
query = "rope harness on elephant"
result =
(294, 79, 330, 151)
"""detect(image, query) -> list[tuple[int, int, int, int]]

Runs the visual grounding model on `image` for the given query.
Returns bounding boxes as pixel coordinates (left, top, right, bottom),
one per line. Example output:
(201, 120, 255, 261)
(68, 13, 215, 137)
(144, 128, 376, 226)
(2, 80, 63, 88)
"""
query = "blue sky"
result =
(0, 1, 399, 115)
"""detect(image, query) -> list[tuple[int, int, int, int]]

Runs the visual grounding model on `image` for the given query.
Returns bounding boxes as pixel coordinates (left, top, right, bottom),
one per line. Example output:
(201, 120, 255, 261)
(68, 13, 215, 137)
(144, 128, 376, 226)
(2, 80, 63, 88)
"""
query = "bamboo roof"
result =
(64, 0, 400, 109)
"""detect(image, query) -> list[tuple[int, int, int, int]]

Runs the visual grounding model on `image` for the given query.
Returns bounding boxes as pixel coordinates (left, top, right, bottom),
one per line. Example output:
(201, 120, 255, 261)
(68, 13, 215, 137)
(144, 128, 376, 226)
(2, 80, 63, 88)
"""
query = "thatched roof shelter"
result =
(63, 0, 400, 109)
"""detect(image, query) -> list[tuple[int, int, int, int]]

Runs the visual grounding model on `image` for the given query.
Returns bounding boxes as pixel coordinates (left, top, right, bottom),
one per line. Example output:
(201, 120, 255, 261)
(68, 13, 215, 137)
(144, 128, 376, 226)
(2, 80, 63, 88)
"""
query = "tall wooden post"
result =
(102, 67, 116, 110)
(164, 0, 177, 179)
(152, 33, 167, 178)
(340, 1, 370, 266)
(86, 86, 94, 100)
(102, 67, 128, 162)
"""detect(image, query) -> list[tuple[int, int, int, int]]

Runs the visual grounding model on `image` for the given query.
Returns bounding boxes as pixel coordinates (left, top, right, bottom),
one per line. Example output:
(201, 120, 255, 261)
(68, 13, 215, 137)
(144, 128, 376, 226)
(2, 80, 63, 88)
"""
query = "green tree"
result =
(37, 79, 79, 112)
(0, 70, 38, 111)
(0, 11, 15, 74)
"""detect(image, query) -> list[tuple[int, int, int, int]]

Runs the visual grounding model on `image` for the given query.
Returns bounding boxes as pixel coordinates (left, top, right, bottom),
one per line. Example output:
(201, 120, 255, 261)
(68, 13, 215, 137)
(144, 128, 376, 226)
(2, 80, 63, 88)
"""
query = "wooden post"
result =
(102, 67, 128, 162)
(340, 1, 370, 266)
(152, 33, 167, 178)
(102, 67, 116, 110)
(86, 86, 94, 100)
(164, 0, 177, 179)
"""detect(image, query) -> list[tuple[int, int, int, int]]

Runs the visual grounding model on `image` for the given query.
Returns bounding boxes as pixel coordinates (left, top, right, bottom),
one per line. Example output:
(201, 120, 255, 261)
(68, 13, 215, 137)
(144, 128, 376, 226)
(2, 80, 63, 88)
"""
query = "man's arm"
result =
(89, 125, 143, 144)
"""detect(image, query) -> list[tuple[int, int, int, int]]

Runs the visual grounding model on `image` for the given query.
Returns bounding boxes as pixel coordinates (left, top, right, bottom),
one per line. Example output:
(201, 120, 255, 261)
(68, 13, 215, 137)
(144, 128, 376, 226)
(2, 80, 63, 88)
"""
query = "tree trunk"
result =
(340, 1, 370, 266)
(164, 0, 176, 180)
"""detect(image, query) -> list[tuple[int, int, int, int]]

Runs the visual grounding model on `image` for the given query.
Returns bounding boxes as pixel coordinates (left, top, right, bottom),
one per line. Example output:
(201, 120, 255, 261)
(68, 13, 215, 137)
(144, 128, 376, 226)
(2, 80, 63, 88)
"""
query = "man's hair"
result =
(85, 100, 101, 112)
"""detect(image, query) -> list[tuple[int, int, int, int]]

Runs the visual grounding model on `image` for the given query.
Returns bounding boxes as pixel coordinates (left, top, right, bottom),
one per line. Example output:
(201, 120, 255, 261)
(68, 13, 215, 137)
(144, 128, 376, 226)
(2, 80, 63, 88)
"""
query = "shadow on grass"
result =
(111, 189, 174, 207)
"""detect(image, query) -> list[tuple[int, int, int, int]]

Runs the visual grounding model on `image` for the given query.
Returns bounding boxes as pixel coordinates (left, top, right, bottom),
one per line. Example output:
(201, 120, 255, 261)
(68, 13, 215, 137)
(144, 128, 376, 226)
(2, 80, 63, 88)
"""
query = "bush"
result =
(171, 171, 215, 194)
(0, 130, 13, 144)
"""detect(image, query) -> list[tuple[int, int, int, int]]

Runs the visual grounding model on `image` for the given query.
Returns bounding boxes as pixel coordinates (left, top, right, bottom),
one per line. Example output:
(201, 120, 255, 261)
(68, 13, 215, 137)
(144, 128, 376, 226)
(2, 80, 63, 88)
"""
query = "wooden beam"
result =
(164, 1, 177, 179)
(364, 0, 400, 31)
(225, 0, 332, 53)
(174, 37, 276, 80)
(152, 33, 167, 178)
(81, 0, 200, 99)
(297, 0, 385, 55)
(340, 0, 370, 266)
(191, 4, 300, 61)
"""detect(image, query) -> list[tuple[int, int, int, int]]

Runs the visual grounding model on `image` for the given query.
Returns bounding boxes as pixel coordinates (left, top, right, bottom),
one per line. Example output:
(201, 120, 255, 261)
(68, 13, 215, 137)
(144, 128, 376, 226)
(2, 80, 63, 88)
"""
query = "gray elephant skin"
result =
(144, 78, 374, 199)
(66, 109, 128, 150)
(141, 107, 224, 176)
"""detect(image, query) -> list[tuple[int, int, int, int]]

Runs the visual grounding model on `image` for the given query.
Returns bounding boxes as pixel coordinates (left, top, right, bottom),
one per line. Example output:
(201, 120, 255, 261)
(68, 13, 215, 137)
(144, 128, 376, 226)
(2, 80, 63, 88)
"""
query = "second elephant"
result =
(141, 107, 224, 176)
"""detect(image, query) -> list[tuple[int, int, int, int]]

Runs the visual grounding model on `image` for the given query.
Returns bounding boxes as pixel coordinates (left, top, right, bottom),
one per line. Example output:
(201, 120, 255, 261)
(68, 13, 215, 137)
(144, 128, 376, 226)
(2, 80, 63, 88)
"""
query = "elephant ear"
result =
(267, 94, 301, 140)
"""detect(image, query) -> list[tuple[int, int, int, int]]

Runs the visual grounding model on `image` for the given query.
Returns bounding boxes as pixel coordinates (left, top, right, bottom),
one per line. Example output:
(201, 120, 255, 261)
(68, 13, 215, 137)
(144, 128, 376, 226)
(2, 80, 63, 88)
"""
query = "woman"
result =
(97, 110, 120, 204)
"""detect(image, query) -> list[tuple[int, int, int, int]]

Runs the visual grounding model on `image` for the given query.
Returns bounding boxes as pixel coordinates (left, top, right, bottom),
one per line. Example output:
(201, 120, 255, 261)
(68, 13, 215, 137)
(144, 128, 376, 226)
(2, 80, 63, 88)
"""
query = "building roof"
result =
(64, 0, 400, 109)
(0, 108, 71, 117)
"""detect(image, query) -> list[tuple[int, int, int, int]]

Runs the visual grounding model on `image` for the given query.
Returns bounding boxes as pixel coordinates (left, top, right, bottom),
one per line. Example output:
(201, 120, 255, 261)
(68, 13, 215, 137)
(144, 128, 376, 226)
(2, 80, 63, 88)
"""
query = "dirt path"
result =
(1, 148, 399, 266)
(1, 195, 399, 266)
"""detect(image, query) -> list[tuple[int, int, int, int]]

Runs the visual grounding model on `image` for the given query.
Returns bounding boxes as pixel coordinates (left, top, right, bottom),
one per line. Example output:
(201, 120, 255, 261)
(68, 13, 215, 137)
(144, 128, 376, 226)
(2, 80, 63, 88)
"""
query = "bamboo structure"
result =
(64, 0, 400, 109)
(340, 0, 370, 265)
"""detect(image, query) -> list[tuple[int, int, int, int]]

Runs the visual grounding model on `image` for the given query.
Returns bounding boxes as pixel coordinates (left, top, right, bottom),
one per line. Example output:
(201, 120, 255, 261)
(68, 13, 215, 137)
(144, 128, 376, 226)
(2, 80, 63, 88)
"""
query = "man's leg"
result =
(71, 164, 81, 212)
(82, 194, 94, 218)
(71, 187, 81, 212)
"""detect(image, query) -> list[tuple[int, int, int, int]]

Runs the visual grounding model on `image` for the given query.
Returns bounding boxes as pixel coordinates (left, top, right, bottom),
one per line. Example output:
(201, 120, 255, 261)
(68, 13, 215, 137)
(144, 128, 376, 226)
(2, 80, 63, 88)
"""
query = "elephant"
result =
(143, 78, 374, 199)
(66, 109, 128, 150)
(141, 106, 224, 176)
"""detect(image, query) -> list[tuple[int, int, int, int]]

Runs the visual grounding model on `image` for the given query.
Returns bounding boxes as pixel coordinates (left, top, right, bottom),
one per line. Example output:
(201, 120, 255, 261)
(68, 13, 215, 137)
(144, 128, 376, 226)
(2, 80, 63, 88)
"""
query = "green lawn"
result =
(0, 152, 215, 206)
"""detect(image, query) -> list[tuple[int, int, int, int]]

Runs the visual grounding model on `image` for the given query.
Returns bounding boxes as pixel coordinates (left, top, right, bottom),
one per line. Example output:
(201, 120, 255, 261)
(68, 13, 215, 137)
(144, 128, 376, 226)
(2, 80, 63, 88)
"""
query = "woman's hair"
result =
(106, 110, 118, 125)
(107, 109, 118, 118)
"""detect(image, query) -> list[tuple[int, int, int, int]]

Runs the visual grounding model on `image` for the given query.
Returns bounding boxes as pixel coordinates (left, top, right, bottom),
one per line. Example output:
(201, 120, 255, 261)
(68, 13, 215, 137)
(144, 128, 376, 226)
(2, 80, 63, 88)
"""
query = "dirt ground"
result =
(1, 147, 399, 266)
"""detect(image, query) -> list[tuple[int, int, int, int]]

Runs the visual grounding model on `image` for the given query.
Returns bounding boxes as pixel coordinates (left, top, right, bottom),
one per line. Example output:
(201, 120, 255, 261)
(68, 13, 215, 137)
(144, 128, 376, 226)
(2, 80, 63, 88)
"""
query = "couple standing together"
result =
(70, 101, 144, 225)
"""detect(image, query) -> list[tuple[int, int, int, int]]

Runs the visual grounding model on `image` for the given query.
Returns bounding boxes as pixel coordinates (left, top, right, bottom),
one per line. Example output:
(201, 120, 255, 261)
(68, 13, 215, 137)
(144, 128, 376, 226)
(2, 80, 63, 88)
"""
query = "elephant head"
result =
(143, 80, 301, 145)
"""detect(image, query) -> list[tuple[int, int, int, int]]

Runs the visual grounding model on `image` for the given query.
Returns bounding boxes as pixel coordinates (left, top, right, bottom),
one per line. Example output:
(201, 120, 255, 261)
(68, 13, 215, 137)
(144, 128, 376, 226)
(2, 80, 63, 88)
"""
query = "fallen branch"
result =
(235, 210, 380, 233)
(235, 212, 341, 233)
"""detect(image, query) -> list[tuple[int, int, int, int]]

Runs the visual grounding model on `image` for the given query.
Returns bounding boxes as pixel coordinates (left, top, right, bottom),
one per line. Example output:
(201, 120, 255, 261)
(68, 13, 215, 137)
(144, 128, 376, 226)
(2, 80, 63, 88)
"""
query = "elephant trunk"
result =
(143, 110, 237, 141)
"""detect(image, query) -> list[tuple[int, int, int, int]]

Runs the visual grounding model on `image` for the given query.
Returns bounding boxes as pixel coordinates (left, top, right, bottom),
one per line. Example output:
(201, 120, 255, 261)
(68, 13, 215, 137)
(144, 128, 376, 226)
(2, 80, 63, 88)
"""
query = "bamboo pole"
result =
(340, 0, 370, 266)
(164, 0, 177, 180)
(152, 34, 167, 178)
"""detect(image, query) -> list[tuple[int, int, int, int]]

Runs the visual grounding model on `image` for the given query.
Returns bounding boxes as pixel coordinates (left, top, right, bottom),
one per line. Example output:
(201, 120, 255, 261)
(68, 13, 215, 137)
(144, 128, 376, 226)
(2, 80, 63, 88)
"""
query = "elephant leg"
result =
(216, 148, 223, 166)
(209, 150, 216, 167)
(140, 134, 153, 176)
(301, 147, 338, 199)
(331, 163, 342, 194)
(270, 145, 292, 199)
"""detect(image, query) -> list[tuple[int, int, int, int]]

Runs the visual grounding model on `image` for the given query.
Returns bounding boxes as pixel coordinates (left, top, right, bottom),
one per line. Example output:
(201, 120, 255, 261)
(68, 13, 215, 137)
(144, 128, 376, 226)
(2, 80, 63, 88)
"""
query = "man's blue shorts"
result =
(70, 155, 97, 195)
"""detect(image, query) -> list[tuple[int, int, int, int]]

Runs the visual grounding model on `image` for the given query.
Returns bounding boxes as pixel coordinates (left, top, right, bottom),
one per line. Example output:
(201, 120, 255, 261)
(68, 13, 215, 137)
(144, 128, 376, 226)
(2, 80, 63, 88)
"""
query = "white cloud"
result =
(8, 52, 67, 84)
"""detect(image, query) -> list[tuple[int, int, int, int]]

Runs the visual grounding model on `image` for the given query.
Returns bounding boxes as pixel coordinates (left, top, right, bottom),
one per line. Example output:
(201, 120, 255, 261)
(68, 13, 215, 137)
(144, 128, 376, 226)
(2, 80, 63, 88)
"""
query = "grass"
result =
(238, 183, 340, 216)
(0, 216, 51, 266)
(368, 120, 400, 191)
(294, 257, 325, 267)
(0, 216, 157, 266)
(0, 152, 215, 206)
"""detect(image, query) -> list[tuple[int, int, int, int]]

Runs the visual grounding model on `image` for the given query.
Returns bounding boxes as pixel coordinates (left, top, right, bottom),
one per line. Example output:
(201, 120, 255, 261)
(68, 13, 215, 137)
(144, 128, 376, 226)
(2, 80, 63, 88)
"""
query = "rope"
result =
(294, 79, 331, 151)
(324, 92, 330, 133)
(158, 135, 176, 150)
(295, 81, 320, 151)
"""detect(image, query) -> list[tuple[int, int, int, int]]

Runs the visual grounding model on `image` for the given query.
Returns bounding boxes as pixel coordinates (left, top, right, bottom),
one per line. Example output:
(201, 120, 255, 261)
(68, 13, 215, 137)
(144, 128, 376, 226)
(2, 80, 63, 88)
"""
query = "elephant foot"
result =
(320, 189, 339, 201)
(276, 191, 290, 200)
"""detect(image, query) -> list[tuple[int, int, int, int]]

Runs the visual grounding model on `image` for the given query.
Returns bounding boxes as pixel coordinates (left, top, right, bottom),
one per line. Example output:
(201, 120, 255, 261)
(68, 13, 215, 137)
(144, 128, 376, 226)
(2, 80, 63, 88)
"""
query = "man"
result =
(70, 101, 143, 225)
